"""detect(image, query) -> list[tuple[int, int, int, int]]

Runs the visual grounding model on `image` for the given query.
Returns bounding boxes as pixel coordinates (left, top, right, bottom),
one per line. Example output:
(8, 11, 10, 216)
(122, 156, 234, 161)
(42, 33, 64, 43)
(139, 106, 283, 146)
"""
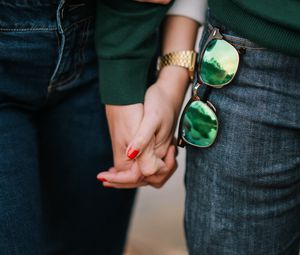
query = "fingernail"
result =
(97, 177, 107, 182)
(127, 147, 139, 159)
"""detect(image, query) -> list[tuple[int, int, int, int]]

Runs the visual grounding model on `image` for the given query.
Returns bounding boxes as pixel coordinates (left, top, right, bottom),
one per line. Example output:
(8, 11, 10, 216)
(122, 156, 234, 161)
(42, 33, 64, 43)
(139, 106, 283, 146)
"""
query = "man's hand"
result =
(97, 104, 144, 184)
(97, 15, 198, 189)
(98, 144, 177, 189)
(98, 67, 189, 189)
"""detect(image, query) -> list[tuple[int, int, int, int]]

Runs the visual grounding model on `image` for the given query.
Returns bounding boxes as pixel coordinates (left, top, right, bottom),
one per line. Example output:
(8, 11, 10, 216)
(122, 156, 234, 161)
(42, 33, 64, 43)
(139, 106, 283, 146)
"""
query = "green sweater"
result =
(95, 0, 172, 105)
(209, 0, 300, 57)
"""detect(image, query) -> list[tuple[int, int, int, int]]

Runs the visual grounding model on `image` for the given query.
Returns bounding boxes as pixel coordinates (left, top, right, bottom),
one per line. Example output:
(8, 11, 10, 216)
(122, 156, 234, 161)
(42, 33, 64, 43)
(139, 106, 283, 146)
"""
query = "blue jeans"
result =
(185, 12, 300, 255)
(0, 1, 136, 254)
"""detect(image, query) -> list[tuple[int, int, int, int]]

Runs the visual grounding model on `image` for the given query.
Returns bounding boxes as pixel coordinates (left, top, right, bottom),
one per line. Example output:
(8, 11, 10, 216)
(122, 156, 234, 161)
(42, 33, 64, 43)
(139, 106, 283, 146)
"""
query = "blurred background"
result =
(126, 148, 187, 255)
(125, 28, 203, 255)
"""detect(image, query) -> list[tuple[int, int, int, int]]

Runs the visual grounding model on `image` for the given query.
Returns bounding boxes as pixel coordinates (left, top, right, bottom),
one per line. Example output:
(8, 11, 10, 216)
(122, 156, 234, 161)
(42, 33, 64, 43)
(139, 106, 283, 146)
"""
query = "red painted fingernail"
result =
(127, 148, 139, 159)
(97, 177, 107, 182)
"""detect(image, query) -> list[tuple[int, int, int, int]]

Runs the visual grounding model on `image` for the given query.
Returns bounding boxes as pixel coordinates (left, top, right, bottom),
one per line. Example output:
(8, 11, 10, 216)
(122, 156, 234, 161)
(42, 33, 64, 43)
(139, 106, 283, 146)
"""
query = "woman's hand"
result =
(98, 15, 199, 189)
(98, 99, 177, 189)
(98, 66, 189, 188)
(98, 144, 177, 189)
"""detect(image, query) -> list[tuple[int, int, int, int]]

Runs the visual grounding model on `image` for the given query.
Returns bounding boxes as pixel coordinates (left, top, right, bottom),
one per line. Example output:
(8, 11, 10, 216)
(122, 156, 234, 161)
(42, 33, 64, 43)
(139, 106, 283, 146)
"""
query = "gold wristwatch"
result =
(156, 50, 198, 81)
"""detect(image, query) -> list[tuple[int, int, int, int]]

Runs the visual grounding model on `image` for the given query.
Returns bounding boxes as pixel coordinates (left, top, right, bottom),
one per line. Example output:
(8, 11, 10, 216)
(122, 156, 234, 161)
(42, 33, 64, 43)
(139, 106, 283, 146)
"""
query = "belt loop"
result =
(57, 0, 65, 28)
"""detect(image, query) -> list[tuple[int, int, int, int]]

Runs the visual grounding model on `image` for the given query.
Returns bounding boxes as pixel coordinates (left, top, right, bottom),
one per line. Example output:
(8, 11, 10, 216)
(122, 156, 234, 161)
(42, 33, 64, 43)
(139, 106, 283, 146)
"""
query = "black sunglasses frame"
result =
(177, 25, 243, 148)
(177, 83, 218, 148)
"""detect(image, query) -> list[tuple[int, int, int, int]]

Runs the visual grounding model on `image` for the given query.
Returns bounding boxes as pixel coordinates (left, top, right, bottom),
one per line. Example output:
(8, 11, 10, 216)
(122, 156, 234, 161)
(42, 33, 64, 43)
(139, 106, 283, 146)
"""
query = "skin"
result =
(98, 14, 199, 189)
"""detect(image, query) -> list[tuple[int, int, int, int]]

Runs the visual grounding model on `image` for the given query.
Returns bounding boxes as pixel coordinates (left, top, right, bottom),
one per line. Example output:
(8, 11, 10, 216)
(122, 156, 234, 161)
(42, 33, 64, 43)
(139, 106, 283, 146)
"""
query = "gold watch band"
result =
(157, 50, 198, 80)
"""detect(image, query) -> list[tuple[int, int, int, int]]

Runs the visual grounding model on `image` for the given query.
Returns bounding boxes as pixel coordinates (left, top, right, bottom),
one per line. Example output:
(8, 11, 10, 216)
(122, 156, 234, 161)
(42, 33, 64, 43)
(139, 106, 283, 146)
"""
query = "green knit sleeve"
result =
(95, 0, 172, 105)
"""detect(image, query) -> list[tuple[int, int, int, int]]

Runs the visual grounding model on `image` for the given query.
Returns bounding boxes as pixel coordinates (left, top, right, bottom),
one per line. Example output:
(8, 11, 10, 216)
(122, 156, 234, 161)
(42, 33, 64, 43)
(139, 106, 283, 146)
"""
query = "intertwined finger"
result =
(145, 145, 177, 188)
(126, 112, 157, 160)
(97, 162, 144, 186)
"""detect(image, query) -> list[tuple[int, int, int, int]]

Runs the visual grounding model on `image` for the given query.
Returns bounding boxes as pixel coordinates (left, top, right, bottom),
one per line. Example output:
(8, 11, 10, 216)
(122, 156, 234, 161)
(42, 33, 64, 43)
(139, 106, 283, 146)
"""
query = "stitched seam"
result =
(0, 27, 57, 32)
(0, 17, 93, 32)
(0, 3, 53, 8)
(51, 18, 90, 88)
(51, 25, 82, 87)
(54, 20, 88, 86)
(63, 16, 93, 33)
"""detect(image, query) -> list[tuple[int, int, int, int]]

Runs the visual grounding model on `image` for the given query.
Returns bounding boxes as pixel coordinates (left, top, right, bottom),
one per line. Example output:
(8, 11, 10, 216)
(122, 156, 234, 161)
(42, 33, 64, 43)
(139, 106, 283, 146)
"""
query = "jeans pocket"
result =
(49, 16, 94, 91)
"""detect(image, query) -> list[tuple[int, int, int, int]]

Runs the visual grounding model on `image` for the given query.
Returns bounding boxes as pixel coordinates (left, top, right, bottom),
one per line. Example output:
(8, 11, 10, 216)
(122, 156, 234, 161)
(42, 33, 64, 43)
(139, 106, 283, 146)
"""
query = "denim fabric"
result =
(0, 1, 136, 254)
(184, 12, 300, 255)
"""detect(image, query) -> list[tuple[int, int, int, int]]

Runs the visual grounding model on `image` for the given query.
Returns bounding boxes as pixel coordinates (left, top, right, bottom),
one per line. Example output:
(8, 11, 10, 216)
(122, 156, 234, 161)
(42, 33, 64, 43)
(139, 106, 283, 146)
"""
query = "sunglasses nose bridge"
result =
(177, 137, 186, 148)
(192, 83, 201, 97)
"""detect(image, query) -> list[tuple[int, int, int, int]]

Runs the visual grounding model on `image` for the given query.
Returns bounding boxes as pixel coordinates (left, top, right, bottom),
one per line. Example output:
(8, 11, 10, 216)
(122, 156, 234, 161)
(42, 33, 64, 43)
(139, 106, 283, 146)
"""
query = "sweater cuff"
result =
(99, 58, 152, 105)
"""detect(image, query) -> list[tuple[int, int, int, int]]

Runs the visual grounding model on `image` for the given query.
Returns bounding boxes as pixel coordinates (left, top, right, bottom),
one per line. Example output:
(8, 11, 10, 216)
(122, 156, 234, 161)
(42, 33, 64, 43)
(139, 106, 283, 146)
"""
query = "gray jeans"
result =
(185, 12, 300, 255)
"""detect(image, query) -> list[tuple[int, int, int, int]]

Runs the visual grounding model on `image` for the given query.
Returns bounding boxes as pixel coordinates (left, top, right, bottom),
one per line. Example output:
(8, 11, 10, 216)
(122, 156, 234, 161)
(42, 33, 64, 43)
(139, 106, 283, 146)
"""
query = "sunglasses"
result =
(178, 26, 241, 148)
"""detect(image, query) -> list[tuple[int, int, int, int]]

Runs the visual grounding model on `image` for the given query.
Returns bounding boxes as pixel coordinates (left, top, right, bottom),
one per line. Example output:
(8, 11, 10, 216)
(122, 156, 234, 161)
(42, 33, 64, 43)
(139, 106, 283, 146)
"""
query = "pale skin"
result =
(97, 3, 199, 189)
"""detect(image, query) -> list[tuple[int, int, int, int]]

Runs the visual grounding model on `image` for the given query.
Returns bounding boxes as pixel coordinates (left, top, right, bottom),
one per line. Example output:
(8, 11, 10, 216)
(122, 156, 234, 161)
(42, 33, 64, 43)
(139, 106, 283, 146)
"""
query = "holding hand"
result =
(98, 15, 199, 189)
(98, 93, 179, 189)
(98, 66, 189, 188)
(97, 104, 145, 187)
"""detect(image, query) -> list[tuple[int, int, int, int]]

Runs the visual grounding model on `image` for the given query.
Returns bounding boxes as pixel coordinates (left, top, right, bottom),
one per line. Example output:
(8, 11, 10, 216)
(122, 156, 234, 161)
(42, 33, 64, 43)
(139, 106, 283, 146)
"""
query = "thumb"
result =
(126, 114, 157, 160)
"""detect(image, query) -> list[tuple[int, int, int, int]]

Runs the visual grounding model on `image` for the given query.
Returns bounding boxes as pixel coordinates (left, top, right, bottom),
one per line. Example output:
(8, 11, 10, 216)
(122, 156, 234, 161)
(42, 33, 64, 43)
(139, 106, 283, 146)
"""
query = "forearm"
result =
(157, 15, 199, 113)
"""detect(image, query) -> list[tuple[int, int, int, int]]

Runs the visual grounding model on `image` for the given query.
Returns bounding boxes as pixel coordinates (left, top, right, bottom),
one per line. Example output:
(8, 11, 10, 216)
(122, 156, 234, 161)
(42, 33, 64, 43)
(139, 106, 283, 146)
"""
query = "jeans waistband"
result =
(0, 0, 95, 31)
(0, 0, 91, 7)
(0, 0, 56, 7)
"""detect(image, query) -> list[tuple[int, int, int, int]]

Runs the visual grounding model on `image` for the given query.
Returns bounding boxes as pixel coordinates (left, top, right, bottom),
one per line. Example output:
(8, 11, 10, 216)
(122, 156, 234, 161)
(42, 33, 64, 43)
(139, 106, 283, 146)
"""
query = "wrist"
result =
(155, 67, 190, 115)
(158, 65, 190, 84)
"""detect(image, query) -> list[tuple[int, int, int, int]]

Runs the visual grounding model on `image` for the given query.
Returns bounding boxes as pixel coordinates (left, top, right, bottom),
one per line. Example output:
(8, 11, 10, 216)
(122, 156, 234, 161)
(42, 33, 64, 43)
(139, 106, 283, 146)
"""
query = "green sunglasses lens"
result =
(200, 39, 239, 87)
(181, 100, 218, 147)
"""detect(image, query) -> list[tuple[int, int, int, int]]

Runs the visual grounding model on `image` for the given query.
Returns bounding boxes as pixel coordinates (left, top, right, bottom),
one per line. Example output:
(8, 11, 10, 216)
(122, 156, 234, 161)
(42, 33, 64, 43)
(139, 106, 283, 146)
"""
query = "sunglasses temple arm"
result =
(177, 131, 185, 148)
(177, 120, 186, 148)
